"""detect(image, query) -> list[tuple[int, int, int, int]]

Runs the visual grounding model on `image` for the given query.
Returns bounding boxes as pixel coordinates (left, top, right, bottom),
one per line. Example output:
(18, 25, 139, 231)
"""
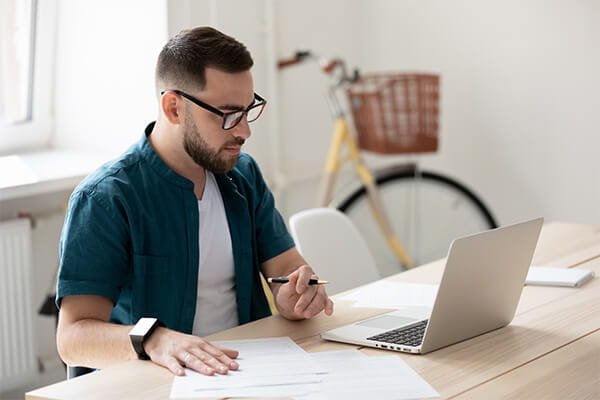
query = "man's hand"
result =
(144, 328, 239, 376)
(273, 264, 334, 320)
(57, 295, 238, 377)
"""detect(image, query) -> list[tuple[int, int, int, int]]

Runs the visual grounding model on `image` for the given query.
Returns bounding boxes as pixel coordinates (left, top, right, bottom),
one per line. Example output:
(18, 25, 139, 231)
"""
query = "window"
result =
(0, 0, 53, 154)
(0, 0, 36, 123)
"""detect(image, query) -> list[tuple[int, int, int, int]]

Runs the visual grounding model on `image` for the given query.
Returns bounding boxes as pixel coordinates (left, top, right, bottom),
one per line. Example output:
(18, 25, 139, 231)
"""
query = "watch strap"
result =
(129, 317, 163, 360)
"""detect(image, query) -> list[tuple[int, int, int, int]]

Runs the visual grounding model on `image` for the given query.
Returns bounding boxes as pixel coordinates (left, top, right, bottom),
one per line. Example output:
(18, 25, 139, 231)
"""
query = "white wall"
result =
(52, 0, 168, 156)
(357, 0, 600, 225)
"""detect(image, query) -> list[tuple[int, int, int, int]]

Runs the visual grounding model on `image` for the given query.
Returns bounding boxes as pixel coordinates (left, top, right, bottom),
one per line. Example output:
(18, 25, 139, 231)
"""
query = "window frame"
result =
(0, 0, 56, 155)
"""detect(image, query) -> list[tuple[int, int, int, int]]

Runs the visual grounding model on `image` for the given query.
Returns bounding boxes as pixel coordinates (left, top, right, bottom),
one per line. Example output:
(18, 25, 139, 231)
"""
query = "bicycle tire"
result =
(337, 167, 498, 274)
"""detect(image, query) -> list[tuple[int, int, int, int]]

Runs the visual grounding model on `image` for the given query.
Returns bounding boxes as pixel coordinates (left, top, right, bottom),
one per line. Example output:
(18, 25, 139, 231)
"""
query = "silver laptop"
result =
(321, 217, 543, 354)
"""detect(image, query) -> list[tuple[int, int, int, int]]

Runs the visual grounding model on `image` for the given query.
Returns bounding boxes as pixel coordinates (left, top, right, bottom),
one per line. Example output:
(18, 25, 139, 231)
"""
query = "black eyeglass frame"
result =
(160, 89, 267, 130)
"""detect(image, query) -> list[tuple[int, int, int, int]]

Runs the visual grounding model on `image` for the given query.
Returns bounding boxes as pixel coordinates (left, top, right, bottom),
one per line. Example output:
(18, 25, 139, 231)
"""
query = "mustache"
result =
(222, 137, 245, 148)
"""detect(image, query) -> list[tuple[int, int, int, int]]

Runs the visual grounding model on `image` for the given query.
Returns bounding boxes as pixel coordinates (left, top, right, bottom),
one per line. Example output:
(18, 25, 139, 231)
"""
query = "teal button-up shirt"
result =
(57, 123, 295, 333)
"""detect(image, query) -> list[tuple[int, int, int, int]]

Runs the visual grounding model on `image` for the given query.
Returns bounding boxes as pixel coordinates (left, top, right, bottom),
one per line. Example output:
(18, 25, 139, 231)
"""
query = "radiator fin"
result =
(0, 218, 36, 392)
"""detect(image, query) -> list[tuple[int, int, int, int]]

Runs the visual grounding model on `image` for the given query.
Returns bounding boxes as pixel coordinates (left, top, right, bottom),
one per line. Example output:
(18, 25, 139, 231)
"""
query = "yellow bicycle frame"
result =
(318, 118, 415, 269)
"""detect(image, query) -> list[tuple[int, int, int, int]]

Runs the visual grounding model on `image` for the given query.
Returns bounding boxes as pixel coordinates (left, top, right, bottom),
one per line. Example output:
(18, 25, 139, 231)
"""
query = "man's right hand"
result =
(57, 295, 238, 376)
(144, 327, 239, 376)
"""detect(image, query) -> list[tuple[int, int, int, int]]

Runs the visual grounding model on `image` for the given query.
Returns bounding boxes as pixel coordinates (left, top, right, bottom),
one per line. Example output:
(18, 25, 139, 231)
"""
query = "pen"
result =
(267, 277, 329, 285)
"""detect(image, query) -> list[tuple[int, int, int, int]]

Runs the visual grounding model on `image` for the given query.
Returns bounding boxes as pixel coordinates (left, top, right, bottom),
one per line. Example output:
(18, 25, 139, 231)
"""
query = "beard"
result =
(182, 114, 245, 174)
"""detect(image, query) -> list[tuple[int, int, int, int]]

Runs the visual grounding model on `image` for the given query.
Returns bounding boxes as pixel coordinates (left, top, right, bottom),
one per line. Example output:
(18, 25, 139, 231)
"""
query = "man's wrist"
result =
(128, 318, 163, 360)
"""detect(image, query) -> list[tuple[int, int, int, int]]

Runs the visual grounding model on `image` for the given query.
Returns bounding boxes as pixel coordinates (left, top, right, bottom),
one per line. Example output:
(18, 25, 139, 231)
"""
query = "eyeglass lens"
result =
(223, 103, 265, 129)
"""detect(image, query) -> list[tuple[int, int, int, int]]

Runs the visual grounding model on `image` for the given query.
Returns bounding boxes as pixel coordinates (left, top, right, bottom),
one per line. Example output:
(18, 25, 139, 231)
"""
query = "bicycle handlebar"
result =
(277, 50, 360, 84)
(277, 50, 312, 69)
(321, 59, 340, 74)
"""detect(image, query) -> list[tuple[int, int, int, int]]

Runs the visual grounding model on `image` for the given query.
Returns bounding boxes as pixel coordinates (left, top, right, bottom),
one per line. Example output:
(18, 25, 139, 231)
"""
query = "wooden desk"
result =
(27, 222, 600, 400)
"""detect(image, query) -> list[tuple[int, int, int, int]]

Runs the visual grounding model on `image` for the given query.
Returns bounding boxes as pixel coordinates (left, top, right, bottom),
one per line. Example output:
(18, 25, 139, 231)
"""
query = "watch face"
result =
(129, 317, 158, 336)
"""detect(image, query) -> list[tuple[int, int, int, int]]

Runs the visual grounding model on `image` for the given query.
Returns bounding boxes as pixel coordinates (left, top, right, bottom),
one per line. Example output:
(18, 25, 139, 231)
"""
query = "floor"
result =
(0, 365, 66, 400)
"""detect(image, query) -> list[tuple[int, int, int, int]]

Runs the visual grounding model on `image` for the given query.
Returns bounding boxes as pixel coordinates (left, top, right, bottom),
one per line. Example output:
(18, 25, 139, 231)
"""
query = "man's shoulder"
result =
(74, 141, 147, 198)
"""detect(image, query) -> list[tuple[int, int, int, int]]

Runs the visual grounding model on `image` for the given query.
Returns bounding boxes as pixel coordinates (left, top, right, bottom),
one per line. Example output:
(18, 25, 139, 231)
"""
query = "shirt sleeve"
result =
(247, 158, 295, 263)
(56, 188, 131, 308)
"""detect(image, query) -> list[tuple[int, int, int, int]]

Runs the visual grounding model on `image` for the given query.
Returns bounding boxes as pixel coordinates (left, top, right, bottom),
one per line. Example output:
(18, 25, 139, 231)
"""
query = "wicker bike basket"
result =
(346, 73, 440, 154)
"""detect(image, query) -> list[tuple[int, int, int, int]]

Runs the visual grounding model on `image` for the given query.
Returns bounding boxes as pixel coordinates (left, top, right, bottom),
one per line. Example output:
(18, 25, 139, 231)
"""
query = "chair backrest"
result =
(67, 365, 93, 379)
(288, 208, 381, 295)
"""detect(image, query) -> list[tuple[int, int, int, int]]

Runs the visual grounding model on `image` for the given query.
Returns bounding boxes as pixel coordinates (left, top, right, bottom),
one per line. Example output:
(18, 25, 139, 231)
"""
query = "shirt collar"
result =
(138, 121, 194, 189)
(139, 122, 241, 193)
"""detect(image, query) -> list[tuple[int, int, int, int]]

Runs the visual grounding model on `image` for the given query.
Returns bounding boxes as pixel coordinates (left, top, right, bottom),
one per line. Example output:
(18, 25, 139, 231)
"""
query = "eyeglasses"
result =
(160, 89, 267, 130)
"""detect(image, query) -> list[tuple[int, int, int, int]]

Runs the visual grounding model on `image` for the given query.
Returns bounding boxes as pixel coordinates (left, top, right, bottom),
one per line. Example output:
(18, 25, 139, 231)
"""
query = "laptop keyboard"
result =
(367, 320, 428, 347)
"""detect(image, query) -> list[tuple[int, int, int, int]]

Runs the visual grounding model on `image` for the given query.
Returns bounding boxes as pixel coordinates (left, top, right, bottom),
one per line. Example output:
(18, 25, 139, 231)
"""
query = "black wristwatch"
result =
(128, 317, 163, 360)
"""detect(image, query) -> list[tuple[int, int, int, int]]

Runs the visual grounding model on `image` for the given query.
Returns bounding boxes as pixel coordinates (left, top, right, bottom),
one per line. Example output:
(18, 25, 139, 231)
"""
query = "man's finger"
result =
(295, 266, 316, 293)
(165, 356, 185, 376)
(294, 285, 318, 315)
(214, 344, 239, 359)
(302, 291, 329, 318)
(194, 352, 228, 375)
(198, 343, 238, 373)
(213, 344, 240, 370)
(316, 286, 334, 316)
(281, 271, 297, 293)
(180, 350, 215, 375)
(301, 286, 334, 318)
(325, 297, 334, 315)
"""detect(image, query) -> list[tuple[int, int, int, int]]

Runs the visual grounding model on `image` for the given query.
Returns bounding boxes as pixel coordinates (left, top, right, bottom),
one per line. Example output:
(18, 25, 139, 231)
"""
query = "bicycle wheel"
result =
(337, 167, 498, 276)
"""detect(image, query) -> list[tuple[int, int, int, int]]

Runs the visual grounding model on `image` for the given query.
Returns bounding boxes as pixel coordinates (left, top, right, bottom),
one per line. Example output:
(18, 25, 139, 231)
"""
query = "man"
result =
(56, 26, 333, 377)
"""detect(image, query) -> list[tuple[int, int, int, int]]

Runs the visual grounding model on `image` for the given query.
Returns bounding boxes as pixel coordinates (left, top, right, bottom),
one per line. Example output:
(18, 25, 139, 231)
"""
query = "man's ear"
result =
(161, 91, 183, 124)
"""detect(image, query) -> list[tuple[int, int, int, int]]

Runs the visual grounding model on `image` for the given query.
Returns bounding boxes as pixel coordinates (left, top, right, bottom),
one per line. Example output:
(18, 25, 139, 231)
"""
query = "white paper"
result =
(341, 281, 439, 309)
(297, 352, 440, 400)
(171, 342, 439, 399)
(309, 349, 369, 361)
(526, 266, 595, 287)
(170, 337, 325, 399)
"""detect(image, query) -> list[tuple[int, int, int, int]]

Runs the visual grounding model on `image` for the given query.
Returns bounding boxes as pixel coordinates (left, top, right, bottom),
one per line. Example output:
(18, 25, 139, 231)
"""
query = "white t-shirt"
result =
(192, 171, 239, 337)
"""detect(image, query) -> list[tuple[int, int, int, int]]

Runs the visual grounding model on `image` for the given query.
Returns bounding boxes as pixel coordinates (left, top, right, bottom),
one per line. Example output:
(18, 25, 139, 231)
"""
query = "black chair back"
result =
(67, 366, 94, 379)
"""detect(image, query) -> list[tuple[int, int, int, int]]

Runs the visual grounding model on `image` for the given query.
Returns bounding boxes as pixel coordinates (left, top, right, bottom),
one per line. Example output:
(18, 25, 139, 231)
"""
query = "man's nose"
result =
(231, 117, 251, 139)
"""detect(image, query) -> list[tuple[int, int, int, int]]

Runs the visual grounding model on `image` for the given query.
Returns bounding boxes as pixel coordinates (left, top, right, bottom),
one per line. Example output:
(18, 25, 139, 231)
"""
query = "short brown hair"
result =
(155, 26, 253, 93)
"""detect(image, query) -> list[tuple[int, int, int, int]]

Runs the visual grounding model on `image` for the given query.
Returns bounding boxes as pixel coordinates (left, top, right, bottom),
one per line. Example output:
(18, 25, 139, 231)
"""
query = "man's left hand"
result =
(273, 264, 334, 320)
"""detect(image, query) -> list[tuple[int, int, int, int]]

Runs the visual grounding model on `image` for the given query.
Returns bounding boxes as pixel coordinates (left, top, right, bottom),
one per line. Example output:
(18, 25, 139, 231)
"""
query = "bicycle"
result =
(278, 51, 498, 273)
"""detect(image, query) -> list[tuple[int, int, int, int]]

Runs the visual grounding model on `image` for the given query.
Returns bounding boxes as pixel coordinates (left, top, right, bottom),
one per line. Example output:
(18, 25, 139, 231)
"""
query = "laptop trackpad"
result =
(358, 315, 419, 329)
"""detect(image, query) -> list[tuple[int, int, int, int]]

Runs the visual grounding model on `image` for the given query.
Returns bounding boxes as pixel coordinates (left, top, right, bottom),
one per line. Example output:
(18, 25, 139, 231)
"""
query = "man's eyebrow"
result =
(218, 103, 245, 111)
(218, 97, 256, 111)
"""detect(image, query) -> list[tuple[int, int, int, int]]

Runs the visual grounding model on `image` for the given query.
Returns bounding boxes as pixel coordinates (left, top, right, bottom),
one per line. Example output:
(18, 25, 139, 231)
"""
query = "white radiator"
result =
(0, 218, 36, 393)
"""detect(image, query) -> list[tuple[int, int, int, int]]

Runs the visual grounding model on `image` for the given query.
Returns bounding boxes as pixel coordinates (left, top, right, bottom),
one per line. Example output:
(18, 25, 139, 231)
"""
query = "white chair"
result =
(288, 208, 381, 295)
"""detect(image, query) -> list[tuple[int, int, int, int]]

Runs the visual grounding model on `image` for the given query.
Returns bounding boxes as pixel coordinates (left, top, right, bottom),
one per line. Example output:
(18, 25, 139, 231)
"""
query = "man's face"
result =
(182, 68, 254, 173)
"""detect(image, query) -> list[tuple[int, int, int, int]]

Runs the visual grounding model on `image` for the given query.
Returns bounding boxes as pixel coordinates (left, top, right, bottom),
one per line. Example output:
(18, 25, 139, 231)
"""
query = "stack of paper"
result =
(170, 337, 440, 399)
(340, 281, 439, 309)
(300, 349, 440, 400)
(170, 337, 325, 398)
